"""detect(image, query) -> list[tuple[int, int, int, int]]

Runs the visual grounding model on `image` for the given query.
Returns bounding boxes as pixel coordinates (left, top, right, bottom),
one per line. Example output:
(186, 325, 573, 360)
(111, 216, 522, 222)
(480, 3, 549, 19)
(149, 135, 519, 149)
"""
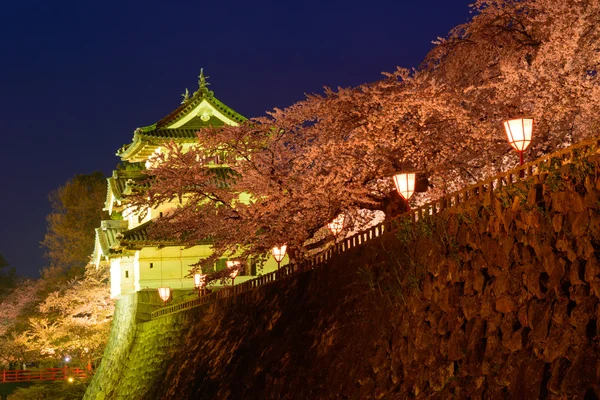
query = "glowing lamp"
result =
(157, 287, 171, 303)
(194, 274, 206, 288)
(272, 245, 287, 268)
(272, 245, 287, 263)
(68, 377, 74, 383)
(327, 214, 346, 237)
(194, 273, 206, 289)
(194, 273, 207, 296)
(503, 117, 534, 165)
(393, 173, 416, 201)
(227, 261, 240, 286)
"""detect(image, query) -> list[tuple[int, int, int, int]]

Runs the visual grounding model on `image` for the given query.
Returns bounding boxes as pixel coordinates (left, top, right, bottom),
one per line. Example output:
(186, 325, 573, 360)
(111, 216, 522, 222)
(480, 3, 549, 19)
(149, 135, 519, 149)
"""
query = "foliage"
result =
(0, 277, 44, 364)
(0, 265, 112, 369)
(1, 173, 113, 374)
(7, 379, 88, 400)
(131, 0, 600, 271)
(41, 172, 107, 276)
(0, 253, 17, 297)
(15, 264, 113, 364)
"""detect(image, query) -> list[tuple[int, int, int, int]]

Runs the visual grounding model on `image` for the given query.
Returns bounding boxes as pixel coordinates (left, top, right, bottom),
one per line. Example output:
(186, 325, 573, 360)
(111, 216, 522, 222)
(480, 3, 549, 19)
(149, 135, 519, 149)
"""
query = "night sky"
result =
(0, 0, 471, 278)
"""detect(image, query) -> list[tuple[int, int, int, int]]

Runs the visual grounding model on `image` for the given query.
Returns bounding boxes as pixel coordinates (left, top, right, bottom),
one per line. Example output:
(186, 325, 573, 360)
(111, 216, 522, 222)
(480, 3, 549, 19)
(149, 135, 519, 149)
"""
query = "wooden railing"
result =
(150, 265, 311, 319)
(1, 367, 90, 383)
(400, 136, 600, 224)
(150, 136, 600, 320)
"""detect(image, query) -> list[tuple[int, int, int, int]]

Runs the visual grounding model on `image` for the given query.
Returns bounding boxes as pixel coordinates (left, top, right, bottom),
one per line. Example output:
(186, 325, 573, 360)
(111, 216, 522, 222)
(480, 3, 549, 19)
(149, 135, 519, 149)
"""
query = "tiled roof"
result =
(116, 80, 247, 162)
(122, 179, 152, 195)
(93, 220, 130, 260)
(136, 128, 200, 140)
(119, 221, 155, 244)
(155, 89, 246, 129)
(115, 129, 201, 159)
(105, 169, 146, 208)
(118, 220, 213, 248)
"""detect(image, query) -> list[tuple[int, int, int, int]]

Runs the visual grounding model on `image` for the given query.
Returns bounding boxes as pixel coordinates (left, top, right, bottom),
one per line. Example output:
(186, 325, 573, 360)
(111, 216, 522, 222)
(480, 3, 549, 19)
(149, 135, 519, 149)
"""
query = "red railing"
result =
(150, 136, 600, 320)
(0, 367, 90, 383)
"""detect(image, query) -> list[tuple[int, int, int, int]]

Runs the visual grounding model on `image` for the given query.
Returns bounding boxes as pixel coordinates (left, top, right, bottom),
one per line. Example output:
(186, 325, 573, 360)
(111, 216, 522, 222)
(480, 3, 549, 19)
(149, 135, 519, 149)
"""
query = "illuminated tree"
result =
(0, 279, 42, 367)
(41, 172, 107, 277)
(19, 264, 113, 363)
(133, 0, 600, 271)
(0, 173, 113, 369)
(420, 0, 600, 182)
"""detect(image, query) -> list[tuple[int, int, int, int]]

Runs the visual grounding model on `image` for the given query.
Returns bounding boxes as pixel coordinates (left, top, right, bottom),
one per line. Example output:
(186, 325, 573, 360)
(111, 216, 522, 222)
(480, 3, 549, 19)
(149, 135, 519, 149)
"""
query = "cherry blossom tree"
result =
(133, 0, 600, 272)
(421, 0, 600, 178)
(0, 278, 43, 367)
(19, 263, 113, 364)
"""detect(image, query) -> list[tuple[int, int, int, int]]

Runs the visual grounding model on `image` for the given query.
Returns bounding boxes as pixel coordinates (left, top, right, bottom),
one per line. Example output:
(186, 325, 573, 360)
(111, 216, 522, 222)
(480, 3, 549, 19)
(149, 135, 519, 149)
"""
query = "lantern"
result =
(272, 245, 287, 269)
(227, 261, 240, 286)
(157, 287, 171, 303)
(393, 172, 416, 201)
(327, 214, 346, 237)
(393, 172, 416, 211)
(503, 117, 534, 165)
(194, 273, 207, 296)
(194, 273, 206, 288)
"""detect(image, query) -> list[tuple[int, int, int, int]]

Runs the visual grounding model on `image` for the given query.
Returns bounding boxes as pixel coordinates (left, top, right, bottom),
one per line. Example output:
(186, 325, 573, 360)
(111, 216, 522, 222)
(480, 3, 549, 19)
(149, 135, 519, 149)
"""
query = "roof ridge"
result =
(150, 72, 246, 129)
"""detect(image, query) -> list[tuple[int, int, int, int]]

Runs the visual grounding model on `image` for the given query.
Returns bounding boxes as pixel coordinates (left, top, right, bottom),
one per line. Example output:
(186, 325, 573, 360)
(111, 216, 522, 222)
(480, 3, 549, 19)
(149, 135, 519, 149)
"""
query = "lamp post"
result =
(194, 272, 207, 296)
(327, 213, 346, 238)
(503, 117, 534, 167)
(226, 261, 240, 286)
(393, 172, 416, 211)
(271, 245, 287, 269)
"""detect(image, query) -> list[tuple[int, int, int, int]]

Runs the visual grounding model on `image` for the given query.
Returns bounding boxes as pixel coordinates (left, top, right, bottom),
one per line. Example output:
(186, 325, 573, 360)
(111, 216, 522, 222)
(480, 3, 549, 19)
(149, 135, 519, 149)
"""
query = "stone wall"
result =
(83, 294, 137, 400)
(83, 290, 195, 399)
(86, 154, 600, 399)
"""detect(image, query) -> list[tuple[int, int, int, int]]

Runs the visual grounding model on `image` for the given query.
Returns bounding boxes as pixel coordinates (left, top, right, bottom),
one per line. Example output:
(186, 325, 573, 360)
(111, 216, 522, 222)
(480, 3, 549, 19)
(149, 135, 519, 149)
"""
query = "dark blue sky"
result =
(0, 0, 471, 277)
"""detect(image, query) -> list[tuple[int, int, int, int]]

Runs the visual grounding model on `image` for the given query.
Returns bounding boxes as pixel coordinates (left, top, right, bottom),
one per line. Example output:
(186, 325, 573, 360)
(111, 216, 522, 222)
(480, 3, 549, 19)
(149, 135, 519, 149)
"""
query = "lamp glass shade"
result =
(393, 173, 416, 201)
(194, 273, 206, 289)
(272, 245, 287, 263)
(226, 261, 240, 279)
(327, 214, 346, 236)
(157, 287, 171, 302)
(504, 118, 534, 152)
